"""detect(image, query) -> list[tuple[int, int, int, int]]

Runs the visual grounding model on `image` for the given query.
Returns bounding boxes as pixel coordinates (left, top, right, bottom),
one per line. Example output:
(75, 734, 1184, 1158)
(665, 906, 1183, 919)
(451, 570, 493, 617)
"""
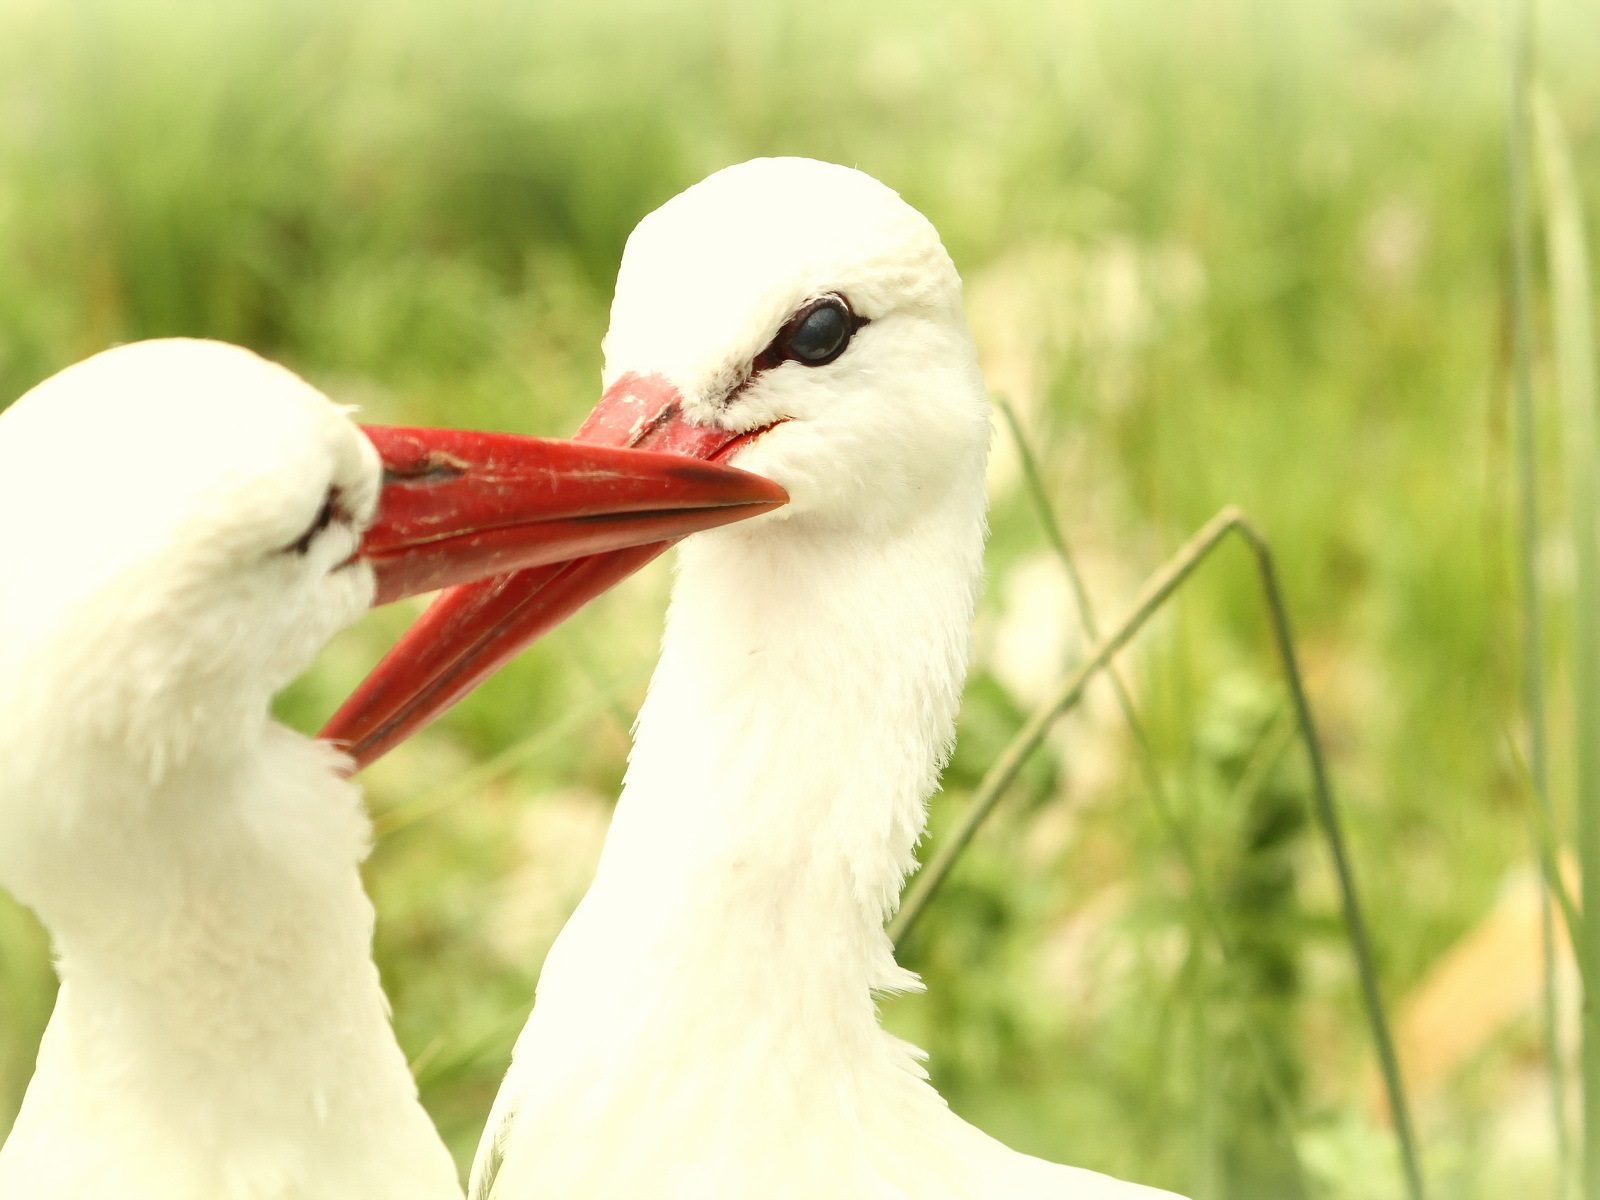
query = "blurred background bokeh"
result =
(1, 0, 1597, 1195)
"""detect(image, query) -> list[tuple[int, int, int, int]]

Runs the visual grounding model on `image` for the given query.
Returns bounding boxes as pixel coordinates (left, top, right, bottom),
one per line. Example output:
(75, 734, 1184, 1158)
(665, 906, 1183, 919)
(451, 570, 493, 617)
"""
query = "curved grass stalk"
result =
(991, 398, 1307, 1171)
(890, 505, 1426, 1200)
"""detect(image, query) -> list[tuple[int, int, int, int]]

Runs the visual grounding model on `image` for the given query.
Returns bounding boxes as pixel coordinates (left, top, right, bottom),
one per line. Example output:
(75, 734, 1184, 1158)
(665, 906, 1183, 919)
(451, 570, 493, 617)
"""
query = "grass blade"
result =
(1507, 728, 1585, 975)
(893, 507, 1246, 945)
(892, 506, 1427, 1200)
(1238, 520, 1427, 1200)
(1506, 2, 1571, 1192)
(994, 396, 1176, 810)
(1536, 85, 1600, 1200)
(992, 402, 1309, 1183)
(372, 668, 648, 838)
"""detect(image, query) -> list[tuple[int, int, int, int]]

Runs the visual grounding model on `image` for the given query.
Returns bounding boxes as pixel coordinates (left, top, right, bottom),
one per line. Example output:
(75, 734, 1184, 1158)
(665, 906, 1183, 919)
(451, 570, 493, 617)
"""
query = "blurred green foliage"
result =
(1, 0, 1598, 1195)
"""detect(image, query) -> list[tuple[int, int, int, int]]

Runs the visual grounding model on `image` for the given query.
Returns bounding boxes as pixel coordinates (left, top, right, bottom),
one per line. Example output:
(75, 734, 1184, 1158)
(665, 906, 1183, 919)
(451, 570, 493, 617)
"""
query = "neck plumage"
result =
(530, 479, 986, 1077)
(478, 486, 988, 1199)
(1, 725, 460, 1200)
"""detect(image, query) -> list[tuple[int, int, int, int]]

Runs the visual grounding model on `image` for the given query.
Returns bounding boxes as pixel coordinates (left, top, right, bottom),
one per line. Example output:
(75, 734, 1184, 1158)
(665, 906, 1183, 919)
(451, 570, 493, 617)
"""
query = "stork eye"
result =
(286, 486, 342, 556)
(780, 295, 859, 367)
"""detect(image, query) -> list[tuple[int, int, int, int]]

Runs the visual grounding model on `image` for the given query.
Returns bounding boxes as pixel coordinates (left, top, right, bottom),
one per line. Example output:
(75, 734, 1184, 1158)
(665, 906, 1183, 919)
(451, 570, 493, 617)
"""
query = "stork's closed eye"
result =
(284, 486, 344, 556)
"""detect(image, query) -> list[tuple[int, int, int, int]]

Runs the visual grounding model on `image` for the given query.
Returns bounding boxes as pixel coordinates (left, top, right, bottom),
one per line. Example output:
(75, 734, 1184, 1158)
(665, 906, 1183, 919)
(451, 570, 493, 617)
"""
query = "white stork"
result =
(0, 338, 784, 1200)
(329, 158, 1184, 1199)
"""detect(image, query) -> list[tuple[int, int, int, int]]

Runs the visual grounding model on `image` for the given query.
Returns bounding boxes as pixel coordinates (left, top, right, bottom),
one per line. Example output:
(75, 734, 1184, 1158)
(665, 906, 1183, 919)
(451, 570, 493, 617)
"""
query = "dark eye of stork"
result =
(286, 486, 342, 556)
(785, 297, 853, 364)
(756, 294, 866, 372)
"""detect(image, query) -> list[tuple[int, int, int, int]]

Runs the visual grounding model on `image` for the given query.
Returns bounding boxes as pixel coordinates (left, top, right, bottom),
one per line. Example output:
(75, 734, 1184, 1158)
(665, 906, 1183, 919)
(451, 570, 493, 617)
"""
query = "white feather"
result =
(0, 340, 462, 1200)
(473, 160, 1183, 1199)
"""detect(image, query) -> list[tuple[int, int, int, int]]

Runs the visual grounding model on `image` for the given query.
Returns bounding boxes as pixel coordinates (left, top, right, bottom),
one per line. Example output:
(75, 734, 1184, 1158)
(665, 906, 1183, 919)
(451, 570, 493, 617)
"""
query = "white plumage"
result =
(0, 341, 464, 1200)
(463, 159, 1185, 1199)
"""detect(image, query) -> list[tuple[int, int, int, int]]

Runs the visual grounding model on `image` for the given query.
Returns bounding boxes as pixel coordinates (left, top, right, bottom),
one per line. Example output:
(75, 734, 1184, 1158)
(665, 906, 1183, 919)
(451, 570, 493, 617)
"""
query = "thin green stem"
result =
(994, 399, 1308, 1163)
(1222, 707, 1297, 821)
(1233, 519, 1425, 1200)
(1537, 81, 1600, 1200)
(1507, 730, 1585, 979)
(995, 398, 1172, 797)
(893, 507, 1246, 945)
(1506, 2, 1569, 1194)
(891, 506, 1426, 1200)
(373, 669, 647, 838)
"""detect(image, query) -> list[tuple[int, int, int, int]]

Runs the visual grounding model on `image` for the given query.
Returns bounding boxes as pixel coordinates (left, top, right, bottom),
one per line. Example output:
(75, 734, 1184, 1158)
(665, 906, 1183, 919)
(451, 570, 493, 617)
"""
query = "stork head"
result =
(325, 158, 990, 764)
(593, 156, 989, 532)
(0, 339, 784, 783)
(0, 341, 384, 740)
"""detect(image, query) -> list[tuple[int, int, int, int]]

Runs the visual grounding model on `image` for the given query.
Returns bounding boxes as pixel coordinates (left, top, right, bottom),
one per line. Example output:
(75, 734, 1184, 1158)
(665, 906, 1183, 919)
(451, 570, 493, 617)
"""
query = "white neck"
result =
(0, 725, 462, 1200)
(485, 482, 987, 1197)
(597, 496, 982, 983)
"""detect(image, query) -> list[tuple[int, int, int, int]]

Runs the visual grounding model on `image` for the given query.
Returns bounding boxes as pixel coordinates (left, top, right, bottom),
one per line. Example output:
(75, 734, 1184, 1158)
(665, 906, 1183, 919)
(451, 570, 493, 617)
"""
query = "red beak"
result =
(360, 423, 783, 606)
(326, 376, 770, 768)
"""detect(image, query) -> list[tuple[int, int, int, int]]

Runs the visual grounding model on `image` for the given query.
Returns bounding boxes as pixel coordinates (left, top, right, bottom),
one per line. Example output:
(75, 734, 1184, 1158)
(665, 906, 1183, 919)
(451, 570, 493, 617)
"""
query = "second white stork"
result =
(331, 158, 1183, 1199)
(0, 338, 784, 1200)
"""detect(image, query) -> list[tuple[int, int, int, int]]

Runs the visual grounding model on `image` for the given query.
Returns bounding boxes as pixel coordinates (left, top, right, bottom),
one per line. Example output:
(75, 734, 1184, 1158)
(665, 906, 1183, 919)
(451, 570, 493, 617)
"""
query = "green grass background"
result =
(1, 0, 1597, 1195)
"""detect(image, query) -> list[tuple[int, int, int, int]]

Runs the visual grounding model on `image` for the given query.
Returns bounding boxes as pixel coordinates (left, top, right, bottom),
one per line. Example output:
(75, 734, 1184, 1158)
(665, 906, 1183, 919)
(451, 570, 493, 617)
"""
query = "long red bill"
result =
(361, 423, 783, 606)
(327, 376, 771, 768)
